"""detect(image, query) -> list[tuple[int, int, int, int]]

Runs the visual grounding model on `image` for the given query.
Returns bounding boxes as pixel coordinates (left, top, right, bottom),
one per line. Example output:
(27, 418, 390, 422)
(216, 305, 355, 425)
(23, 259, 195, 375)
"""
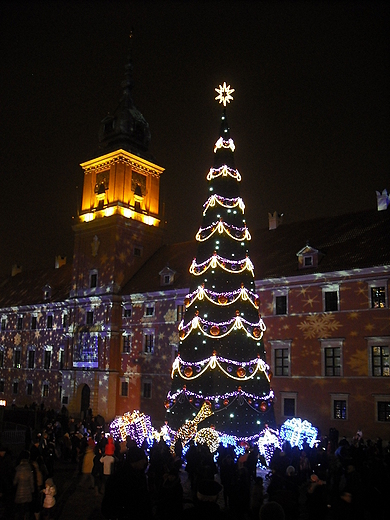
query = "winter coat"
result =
(82, 446, 95, 474)
(13, 460, 34, 504)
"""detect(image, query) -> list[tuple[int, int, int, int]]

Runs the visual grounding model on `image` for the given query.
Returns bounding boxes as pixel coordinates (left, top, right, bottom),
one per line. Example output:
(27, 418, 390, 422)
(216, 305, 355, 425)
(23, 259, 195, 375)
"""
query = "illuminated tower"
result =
(63, 47, 164, 419)
(166, 84, 275, 439)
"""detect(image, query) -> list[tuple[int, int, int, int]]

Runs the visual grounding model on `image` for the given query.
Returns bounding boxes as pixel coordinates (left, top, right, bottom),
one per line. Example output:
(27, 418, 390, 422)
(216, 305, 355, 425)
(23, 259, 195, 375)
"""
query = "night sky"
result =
(0, 1, 388, 278)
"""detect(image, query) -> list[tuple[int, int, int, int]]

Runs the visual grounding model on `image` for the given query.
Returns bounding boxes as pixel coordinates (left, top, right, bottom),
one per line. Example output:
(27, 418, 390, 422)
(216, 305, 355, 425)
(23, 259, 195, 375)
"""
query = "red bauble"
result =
(210, 325, 220, 336)
(237, 367, 246, 378)
(218, 294, 228, 305)
(253, 327, 261, 338)
(164, 400, 170, 409)
(260, 401, 267, 412)
(184, 366, 193, 377)
(223, 399, 229, 406)
(179, 330, 185, 339)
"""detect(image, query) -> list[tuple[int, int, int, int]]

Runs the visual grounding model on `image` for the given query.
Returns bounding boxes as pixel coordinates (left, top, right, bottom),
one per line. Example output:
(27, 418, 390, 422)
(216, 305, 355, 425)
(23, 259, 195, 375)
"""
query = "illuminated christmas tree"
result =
(165, 84, 276, 442)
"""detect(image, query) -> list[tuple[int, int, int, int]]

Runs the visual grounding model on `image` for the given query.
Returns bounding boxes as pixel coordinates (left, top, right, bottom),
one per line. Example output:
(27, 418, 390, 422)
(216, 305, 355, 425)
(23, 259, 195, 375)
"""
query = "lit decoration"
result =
(110, 410, 153, 446)
(195, 428, 220, 453)
(167, 385, 274, 405)
(257, 427, 281, 466)
(203, 194, 245, 215)
(174, 401, 214, 446)
(196, 220, 251, 242)
(178, 313, 265, 341)
(189, 253, 254, 276)
(215, 82, 235, 106)
(185, 285, 259, 309)
(207, 164, 241, 182)
(214, 136, 235, 153)
(236, 366, 246, 378)
(279, 418, 318, 449)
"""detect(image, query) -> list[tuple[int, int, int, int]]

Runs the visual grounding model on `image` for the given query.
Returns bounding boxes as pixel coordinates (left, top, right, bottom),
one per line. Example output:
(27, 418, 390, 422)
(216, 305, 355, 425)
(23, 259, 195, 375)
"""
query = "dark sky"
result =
(0, 1, 388, 277)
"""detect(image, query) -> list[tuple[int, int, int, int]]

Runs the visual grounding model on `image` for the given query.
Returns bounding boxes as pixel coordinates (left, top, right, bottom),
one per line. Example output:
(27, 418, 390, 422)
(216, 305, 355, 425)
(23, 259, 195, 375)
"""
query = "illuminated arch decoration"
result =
(196, 220, 251, 242)
(203, 194, 245, 216)
(189, 253, 254, 277)
(195, 428, 220, 453)
(178, 314, 265, 341)
(109, 410, 152, 446)
(185, 285, 259, 309)
(279, 418, 318, 449)
(214, 137, 235, 153)
(207, 164, 241, 182)
(171, 354, 270, 382)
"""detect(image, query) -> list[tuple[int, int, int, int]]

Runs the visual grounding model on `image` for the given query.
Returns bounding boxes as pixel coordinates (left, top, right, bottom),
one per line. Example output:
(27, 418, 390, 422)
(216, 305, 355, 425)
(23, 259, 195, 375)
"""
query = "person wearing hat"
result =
(100, 437, 116, 494)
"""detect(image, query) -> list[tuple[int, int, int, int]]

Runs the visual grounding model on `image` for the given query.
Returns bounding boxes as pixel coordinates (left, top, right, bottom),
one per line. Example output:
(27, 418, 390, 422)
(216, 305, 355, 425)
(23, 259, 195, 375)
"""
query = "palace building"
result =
(0, 54, 389, 440)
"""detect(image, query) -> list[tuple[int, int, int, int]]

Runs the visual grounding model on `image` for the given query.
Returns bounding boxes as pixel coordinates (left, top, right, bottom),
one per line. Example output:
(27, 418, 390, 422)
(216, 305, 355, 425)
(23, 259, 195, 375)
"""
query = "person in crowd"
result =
(100, 436, 116, 494)
(41, 477, 56, 519)
(80, 437, 96, 489)
(13, 450, 35, 520)
(259, 501, 285, 520)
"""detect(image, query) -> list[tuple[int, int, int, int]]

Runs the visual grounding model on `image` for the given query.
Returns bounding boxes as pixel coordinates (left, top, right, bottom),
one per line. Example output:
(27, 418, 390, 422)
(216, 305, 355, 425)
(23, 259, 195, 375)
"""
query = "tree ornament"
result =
(223, 399, 229, 406)
(253, 327, 261, 338)
(210, 325, 220, 336)
(237, 366, 246, 378)
(260, 401, 268, 412)
(184, 366, 193, 377)
(218, 294, 228, 304)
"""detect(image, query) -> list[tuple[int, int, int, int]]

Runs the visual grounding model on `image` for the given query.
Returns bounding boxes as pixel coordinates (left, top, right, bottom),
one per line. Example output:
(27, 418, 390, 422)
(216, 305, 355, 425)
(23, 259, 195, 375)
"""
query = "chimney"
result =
(268, 211, 283, 230)
(12, 264, 22, 276)
(55, 255, 67, 269)
(376, 189, 389, 211)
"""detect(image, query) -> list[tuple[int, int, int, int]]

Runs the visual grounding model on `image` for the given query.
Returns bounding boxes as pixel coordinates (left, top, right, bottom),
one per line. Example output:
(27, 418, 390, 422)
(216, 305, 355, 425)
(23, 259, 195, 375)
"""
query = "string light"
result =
(196, 220, 251, 242)
(178, 313, 265, 341)
(257, 427, 281, 466)
(185, 285, 259, 309)
(171, 353, 270, 382)
(207, 164, 242, 182)
(189, 252, 254, 276)
(167, 386, 274, 405)
(195, 428, 220, 453)
(174, 401, 214, 446)
(203, 194, 245, 215)
(110, 410, 152, 446)
(214, 136, 235, 153)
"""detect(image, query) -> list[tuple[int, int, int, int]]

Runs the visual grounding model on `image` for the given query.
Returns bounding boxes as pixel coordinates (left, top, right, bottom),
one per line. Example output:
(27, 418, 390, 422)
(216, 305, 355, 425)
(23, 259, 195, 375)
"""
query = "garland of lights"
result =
(179, 313, 265, 341)
(203, 194, 245, 216)
(214, 136, 235, 153)
(207, 164, 242, 182)
(185, 284, 259, 309)
(171, 354, 270, 382)
(167, 387, 274, 405)
(189, 253, 254, 276)
(196, 220, 251, 242)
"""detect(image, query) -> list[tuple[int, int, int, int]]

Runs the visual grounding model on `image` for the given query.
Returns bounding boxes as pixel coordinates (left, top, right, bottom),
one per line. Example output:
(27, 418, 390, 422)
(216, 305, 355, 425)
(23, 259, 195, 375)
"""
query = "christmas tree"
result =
(165, 83, 276, 442)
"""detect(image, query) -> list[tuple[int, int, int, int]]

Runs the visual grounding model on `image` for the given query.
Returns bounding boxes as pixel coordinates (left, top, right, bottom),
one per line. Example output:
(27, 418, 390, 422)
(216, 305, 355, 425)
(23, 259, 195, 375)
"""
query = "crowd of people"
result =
(0, 407, 389, 520)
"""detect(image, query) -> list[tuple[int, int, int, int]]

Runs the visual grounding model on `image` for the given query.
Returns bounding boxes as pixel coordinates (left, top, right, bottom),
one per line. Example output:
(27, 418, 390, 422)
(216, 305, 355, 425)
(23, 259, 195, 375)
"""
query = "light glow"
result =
(214, 137, 235, 153)
(196, 220, 251, 242)
(189, 252, 254, 276)
(279, 418, 318, 449)
(178, 314, 265, 341)
(207, 165, 241, 182)
(215, 82, 235, 106)
(186, 285, 259, 309)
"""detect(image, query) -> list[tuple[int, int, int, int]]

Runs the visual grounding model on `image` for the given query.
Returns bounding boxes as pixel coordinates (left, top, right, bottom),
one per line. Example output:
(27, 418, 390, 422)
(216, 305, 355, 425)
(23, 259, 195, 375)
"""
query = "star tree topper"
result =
(215, 82, 235, 106)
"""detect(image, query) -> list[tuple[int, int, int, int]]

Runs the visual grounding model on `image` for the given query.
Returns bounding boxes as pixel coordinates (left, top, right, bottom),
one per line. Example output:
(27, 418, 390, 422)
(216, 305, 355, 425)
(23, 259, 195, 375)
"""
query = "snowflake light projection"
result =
(279, 418, 318, 449)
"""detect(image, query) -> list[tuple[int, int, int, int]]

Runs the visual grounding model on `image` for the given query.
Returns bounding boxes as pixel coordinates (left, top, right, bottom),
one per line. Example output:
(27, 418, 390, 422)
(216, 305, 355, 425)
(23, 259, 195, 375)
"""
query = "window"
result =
(42, 383, 49, 397)
(331, 394, 348, 420)
(63, 314, 68, 329)
(17, 316, 23, 330)
(27, 349, 35, 369)
(320, 339, 343, 377)
(269, 340, 291, 377)
(144, 333, 154, 354)
(142, 380, 152, 399)
(368, 279, 388, 309)
(86, 311, 94, 325)
(90, 272, 98, 289)
(121, 381, 129, 397)
(31, 316, 37, 330)
(176, 305, 185, 322)
(371, 345, 389, 377)
(275, 296, 287, 315)
(0, 380, 4, 393)
(13, 381, 19, 394)
(123, 307, 132, 318)
(304, 256, 313, 267)
(62, 396, 69, 405)
(26, 381, 33, 396)
(281, 392, 297, 417)
(323, 285, 339, 312)
(122, 335, 132, 353)
(47, 315, 53, 329)
(43, 285, 51, 300)
(134, 201, 141, 213)
(134, 247, 142, 257)
(59, 349, 64, 370)
(274, 348, 289, 376)
(44, 350, 52, 370)
(145, 304, 154, 317)
(14, 349, 21, 369)
(377, 401, 390, 422)
(0, 318, 6, 330)
(0, 348, 4, 368)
